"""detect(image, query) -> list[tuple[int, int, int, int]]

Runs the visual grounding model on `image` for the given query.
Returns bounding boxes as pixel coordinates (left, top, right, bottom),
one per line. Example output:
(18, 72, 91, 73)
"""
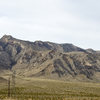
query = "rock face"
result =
(0, 35, 100, 81)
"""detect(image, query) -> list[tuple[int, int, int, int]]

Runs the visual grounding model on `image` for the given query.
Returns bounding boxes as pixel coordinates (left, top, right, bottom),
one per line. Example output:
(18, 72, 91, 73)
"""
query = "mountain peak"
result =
(0, 35, 100, 81)
(1, 35, 14, 43)
(2, 35, 13, 39)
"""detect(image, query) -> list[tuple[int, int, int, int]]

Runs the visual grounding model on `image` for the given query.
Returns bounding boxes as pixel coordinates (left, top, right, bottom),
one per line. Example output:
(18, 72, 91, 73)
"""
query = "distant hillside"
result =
(0, 35, 100, 82)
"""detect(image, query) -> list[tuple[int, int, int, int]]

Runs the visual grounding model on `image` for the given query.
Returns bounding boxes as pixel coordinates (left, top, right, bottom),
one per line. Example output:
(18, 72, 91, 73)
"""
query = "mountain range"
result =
(0, 35, 100, 82)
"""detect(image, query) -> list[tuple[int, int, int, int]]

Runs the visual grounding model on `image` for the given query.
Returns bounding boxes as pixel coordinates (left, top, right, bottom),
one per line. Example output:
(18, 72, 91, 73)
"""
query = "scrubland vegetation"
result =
(0, 77, 100, 100)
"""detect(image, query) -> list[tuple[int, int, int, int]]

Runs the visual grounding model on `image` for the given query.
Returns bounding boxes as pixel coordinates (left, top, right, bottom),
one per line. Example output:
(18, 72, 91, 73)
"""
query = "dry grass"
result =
(0, 77, 100, 100)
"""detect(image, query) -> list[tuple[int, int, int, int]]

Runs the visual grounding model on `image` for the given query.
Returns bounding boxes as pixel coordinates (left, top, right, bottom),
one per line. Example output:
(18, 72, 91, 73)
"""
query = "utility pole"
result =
(8, 77, 11, 98)
(12, 71, 16, 97)
(12, 71, 16, 88)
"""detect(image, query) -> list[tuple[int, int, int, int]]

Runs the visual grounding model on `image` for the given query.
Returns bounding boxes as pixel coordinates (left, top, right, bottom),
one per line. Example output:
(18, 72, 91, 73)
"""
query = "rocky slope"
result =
(0, 35, 100, 81)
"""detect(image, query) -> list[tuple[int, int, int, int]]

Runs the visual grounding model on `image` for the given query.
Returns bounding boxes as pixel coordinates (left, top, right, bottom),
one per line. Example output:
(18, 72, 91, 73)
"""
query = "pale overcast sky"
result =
(0, 0, 100, 50)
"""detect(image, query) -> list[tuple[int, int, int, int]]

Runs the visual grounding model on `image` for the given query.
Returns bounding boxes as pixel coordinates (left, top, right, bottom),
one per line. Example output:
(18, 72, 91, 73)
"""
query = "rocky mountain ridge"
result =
(0, 35, 100, 82)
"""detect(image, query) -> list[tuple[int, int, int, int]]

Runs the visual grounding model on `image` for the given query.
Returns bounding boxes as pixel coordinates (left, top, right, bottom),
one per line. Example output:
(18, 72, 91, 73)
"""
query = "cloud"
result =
(0, 0, 100, 50)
